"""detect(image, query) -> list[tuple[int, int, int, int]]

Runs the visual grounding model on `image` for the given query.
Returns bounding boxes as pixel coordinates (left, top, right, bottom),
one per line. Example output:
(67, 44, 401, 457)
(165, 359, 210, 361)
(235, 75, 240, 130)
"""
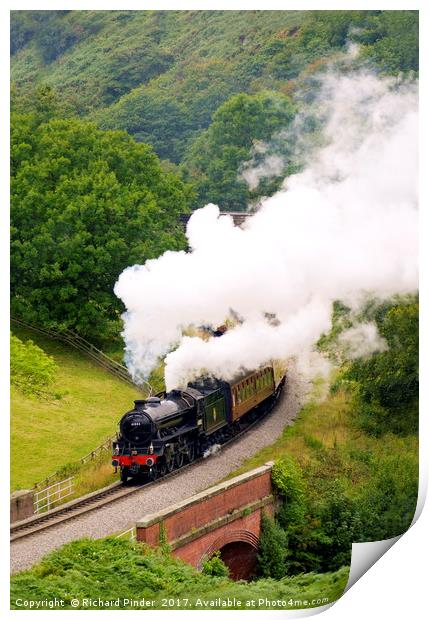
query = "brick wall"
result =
(136, 462, 274, 576)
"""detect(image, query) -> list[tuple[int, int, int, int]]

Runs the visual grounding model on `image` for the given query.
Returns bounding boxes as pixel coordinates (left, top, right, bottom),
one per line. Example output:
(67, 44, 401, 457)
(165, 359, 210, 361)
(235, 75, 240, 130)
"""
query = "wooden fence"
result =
(11, 316, 152, 395)
(79, 435, 116, 465)
(32, 433, 116, 491)
(11, 316, 153, 490)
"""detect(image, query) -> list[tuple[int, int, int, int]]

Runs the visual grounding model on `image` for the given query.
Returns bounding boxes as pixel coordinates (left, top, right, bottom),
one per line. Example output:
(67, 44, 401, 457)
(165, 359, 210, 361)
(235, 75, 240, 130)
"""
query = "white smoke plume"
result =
(241, 147, 285, 191)
(114, 71, 418, 391)
(338, 323, 389, 360)
(203, 444, 222, 459)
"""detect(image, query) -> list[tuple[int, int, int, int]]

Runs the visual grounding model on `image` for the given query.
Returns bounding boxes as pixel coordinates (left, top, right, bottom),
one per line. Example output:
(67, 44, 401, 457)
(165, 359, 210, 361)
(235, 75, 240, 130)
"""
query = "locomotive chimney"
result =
(134, 400, 146, 410)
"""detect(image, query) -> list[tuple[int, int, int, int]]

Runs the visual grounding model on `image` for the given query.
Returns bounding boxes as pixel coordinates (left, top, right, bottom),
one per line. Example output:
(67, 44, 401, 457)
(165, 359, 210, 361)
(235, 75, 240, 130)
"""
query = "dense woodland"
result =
(10, 10, 419, 592)
(11, 9, 418, 343)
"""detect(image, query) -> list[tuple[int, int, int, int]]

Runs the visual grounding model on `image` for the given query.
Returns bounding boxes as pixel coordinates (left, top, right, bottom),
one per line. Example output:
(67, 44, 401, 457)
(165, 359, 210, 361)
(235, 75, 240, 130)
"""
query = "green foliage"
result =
(10, 10, 101, 62)
(185, 91, 296, 210)
(157, 522, 171, 555)
(261, 414, 417, 576)
(272, 455, 306, 512)
(10, 114, 192, 343)
(10, 538, 349, 609)
(11, 10, 417, 172)
(257, 513, 289, 579)
(317, 300, 353, 360)
(310, 482, 362, 572)
(355, 449, 418, 541)
(95, 83, 194, 162)
(11, 84, 78, 121)
(353, 11, 419, 74)
(35, 17, 79, 63)
(10, 11, 39, 55)
(10, 333, 58, 397)
(202, 551, 230, 578)
(341, 298, 418, 435)
(256, 11, 364, 81)
(270, 455, 357, 575)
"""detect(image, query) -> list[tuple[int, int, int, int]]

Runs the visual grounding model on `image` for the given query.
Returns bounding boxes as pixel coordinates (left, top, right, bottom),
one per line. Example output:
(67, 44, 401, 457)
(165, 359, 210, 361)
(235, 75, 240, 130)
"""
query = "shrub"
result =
(201, 551, 229, 578)
(257, 513, 289, 579)
(10, 536, 350, 609)
(356, 450, 418, 541)
(10, 333, 58, 397)
(272, 455, 307, 524)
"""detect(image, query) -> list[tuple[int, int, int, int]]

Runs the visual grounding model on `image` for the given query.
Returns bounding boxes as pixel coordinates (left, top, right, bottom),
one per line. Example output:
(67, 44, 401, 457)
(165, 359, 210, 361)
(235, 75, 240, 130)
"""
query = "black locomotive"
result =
(112, 365, 285, 482)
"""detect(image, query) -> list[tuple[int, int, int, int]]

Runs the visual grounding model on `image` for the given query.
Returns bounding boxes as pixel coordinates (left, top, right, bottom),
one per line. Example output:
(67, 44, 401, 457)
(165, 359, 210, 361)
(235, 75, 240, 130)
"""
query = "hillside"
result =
(11, 10, 418, 168)
(11, 326, 141, 490)
(11, 10, 308, 163)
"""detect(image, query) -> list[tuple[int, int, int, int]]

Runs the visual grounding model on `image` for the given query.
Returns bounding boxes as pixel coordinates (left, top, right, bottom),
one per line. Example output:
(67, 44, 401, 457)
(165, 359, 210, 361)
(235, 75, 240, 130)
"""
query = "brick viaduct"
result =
(136, 462, 275, 580)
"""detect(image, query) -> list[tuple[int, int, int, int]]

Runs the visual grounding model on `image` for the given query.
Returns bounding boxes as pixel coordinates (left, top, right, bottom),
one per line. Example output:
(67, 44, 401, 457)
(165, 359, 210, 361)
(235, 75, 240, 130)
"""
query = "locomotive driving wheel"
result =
(164, 447, 175, 473)
(186, 440, 196, 463)
(175, 445, 184, 469)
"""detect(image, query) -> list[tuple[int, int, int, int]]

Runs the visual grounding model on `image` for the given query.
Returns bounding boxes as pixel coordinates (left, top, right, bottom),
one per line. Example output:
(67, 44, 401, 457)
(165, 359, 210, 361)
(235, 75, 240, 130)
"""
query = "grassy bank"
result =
(11, 326, 141, 491)
(10, 537, 349, 610)
(227, 386, 418, 500)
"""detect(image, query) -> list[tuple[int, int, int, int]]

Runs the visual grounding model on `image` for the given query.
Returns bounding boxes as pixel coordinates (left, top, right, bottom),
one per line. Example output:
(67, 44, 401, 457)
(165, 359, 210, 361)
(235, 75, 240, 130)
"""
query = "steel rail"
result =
(10, 378, 286, 543)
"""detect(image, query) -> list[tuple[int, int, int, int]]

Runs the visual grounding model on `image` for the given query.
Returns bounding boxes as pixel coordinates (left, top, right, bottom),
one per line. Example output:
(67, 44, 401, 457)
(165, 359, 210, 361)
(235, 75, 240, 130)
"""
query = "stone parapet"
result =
(10, 490, 34, 523)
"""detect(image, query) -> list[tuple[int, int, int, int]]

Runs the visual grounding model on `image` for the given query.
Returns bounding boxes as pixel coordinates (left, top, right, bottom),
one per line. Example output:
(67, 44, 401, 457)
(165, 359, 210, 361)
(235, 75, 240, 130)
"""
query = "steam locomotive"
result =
(112, 365, 285, 483)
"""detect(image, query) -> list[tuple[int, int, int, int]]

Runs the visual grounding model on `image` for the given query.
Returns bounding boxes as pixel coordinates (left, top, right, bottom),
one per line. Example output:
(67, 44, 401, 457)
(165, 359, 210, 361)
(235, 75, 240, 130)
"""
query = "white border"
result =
(2, 2, 427, 618)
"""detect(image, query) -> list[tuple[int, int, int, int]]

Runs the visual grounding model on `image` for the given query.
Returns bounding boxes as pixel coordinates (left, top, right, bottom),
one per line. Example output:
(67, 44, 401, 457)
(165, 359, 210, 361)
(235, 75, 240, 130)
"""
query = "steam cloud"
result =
(114, 71, 418, 391)
(241, 149, 285, 191)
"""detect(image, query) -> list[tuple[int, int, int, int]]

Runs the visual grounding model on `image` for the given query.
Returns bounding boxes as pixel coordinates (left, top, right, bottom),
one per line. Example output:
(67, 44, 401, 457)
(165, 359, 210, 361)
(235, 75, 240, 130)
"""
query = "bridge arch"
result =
(201, 529, 260, 580)
(136, 462, 275, 580)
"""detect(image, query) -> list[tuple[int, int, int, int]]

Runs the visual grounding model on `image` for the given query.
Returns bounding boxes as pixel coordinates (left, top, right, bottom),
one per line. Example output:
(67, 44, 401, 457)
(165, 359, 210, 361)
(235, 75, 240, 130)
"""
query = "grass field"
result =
(11, 326, 142, 491)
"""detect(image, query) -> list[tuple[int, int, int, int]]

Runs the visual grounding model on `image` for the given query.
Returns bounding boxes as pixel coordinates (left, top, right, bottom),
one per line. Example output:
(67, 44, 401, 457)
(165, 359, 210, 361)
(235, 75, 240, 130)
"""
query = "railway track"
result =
(11, 378, 286, 543)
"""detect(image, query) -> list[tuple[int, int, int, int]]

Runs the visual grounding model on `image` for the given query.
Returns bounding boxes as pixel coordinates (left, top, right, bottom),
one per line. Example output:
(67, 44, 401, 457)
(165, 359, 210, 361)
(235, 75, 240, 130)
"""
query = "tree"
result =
(340, 299, 418, 435)
(11, 114, 193, 343)
(257, 513, 289, 579)
(353, 11, 419, 74)
(184, 91, 296, 211)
